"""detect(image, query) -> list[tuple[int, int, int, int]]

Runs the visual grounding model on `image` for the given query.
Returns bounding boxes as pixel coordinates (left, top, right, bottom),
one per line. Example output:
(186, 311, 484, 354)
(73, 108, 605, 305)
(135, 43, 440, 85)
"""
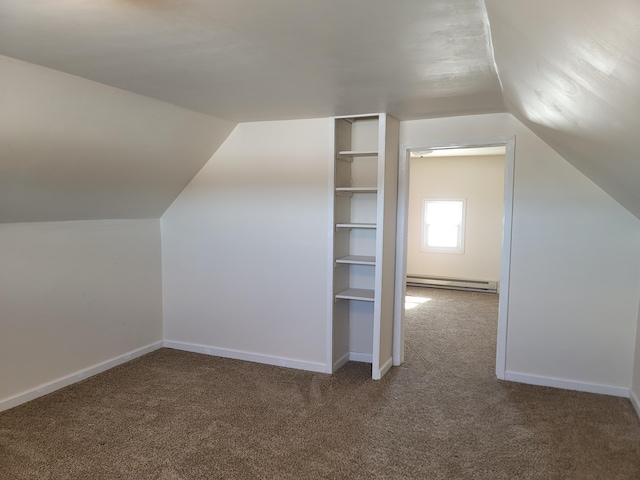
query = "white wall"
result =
(161, 112, 640, 394)
(407, 154, 504, 281)
(0, 219, 163, 406)
(401, 113, 640, 393)
(162, 119, 331, 370)
(632, 306, 640, 413)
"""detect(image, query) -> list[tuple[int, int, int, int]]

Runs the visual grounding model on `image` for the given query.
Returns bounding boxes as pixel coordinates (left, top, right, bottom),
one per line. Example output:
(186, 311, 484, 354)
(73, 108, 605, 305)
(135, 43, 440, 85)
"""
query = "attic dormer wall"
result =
(3, 105, 639, 411)
(161, 112, 640, 397)
(0, 56, 235, 410)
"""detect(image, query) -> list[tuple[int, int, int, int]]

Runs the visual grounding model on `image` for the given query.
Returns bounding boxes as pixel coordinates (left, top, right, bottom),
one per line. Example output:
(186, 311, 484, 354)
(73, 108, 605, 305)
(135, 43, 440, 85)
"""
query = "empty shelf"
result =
(335, 255, 376, 266)
(336, 150, 378, 161)
(335, 187, 378, 195)
(336, 223, 376, 230)
(335, 288, 375, 302)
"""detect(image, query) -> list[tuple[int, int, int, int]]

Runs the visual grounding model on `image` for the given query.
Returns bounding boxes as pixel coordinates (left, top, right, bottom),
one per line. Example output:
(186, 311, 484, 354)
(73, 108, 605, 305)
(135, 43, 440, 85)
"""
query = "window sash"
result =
(421, 199, 465, 253)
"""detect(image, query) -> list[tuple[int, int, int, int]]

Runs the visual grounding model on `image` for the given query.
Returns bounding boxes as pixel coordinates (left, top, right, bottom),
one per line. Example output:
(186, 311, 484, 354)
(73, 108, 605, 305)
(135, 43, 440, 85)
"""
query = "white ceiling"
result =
(1, 0, 639, 220)
(0, 0, 504, 122)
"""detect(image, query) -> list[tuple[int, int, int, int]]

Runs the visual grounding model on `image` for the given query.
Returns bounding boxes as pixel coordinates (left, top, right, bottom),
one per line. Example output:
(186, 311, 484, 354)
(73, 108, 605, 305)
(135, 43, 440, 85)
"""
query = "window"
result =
(421, 198, 466, 253)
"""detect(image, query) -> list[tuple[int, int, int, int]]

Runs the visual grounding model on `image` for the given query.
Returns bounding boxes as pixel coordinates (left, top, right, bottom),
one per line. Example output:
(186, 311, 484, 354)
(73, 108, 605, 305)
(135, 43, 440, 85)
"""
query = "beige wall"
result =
(0, 219, 163, 405)
(407, 154, 504, 281)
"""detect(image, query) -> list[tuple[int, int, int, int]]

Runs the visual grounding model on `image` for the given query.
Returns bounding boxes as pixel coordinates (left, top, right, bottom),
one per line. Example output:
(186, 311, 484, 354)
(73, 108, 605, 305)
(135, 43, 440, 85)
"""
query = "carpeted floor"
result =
(1, 287, 639, 479)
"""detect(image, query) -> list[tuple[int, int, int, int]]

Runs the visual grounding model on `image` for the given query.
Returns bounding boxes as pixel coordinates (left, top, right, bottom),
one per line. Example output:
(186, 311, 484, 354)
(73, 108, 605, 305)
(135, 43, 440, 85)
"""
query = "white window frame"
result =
(421, 198, 466, 254)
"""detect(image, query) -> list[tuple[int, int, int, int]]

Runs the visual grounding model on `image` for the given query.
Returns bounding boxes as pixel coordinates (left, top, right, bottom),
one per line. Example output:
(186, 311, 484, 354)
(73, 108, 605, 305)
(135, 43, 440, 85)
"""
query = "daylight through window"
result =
(422, 199, 465, 253)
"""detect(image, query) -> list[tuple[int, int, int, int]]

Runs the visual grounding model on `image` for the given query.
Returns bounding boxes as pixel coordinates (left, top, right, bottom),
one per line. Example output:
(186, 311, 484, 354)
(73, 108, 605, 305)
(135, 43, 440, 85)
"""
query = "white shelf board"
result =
(335, 223, 377, 230)
(335, 288, 375, 302)
(336, 150, 378, 162)
(335, 255, 376, 266)
(338, 150, 378, 157)
(335, 187, 378, 195)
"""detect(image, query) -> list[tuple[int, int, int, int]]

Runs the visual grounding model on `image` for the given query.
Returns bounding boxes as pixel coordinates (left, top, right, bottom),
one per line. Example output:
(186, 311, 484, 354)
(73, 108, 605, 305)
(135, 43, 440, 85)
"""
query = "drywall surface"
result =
(162, 119, 331, 368)
(161, 112, 640, 388)
(0, 1, 504, 122)
(486, 0, 640, 221)
(0, 219, 163, 402)
(407, 155, 504, 281)
(401, 113, 640, 390)
(0, 55, 235, 223)
(633, 304, 640, 410)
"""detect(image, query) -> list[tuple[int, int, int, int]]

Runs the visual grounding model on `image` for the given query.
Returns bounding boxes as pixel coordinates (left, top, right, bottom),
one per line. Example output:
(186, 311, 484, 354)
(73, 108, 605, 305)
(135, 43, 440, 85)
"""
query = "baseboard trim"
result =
(504, 371, 630, 398)
(349, 352, 373, 363)
(163, 341, 329, 374)
(373, 356, 394, 380)
(0, 341, 163, 413)
(333, 352, 350, 372)
(630, 389, 640, 419)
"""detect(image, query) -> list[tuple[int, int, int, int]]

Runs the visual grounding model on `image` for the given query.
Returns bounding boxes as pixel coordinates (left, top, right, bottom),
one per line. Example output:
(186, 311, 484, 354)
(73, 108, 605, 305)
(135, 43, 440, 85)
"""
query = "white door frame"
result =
(393, 136, 516, 379)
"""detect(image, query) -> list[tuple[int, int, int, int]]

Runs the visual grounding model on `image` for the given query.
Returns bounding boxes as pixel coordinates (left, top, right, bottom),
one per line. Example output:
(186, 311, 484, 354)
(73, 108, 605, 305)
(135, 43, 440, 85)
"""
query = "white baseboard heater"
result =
(406, 274, 498, 293)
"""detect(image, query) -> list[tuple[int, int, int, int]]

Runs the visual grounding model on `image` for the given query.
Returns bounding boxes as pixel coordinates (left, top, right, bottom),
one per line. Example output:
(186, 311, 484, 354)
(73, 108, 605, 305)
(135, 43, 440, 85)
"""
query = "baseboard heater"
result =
(406, 274, 498, 293)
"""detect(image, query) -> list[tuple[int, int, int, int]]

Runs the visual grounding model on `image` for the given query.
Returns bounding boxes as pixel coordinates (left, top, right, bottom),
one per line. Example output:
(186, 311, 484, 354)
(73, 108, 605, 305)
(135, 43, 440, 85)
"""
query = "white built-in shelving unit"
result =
(329, 113, 399, 380)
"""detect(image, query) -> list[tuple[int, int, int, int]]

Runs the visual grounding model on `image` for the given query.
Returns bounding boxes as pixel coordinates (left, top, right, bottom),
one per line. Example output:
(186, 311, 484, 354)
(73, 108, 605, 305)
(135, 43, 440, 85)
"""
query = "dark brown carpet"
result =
(1, 287, 639, 479)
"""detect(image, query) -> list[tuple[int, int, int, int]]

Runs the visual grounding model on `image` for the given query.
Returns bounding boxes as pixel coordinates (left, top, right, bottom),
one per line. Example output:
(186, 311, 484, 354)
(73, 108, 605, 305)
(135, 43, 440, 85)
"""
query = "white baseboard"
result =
(504, 371, 630, 398)
(163, 341, 329, 374)
(373, 356, 393, 380)
(0, 341, 163, 413)
(630, 389, 640, 420)
(349, 352, 373, 363)
(333, 352, 350, 372)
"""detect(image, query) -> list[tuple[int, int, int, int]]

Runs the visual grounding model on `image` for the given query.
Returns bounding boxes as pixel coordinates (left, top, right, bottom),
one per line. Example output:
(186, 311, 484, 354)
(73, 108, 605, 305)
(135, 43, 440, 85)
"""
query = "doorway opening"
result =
(393, 137, 515, 379)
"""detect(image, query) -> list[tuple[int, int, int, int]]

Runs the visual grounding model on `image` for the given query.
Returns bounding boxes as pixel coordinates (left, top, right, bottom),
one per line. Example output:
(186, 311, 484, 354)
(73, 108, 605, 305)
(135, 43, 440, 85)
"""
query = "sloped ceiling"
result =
(486, 0, 640, 220)
(0, 56, 235, 222)
(1, 0, 639, 220)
